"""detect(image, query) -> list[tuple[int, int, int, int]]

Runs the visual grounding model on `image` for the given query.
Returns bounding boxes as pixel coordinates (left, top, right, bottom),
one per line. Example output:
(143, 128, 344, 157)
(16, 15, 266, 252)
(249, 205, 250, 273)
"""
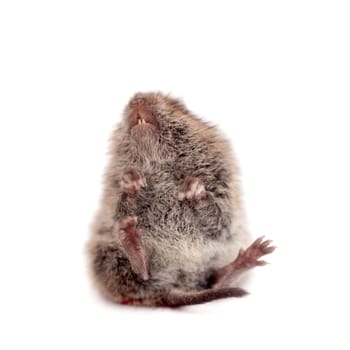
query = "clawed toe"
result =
(234, 237, 276, 270)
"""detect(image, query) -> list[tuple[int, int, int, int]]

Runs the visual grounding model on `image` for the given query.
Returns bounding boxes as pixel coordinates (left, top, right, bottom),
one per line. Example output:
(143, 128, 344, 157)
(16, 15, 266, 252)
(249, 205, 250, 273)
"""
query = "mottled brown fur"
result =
(87, 92, 274, 306)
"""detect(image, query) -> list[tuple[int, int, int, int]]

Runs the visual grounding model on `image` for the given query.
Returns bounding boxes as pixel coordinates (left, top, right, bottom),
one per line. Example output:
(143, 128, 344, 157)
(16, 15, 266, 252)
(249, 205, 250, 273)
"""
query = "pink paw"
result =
(178, 176, 206, 201)
(120, 169, 147, 194)
(235, 236, 276, 269)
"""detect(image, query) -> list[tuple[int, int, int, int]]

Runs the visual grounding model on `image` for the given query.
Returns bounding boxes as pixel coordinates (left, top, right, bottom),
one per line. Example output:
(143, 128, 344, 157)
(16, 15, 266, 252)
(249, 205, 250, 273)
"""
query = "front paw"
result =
(178, 176, 206, 201)
(120, 169, 147, 194)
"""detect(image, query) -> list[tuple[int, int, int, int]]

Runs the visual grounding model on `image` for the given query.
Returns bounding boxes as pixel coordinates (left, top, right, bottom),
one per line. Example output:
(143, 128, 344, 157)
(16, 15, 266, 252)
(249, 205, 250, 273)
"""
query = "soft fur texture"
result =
(87, 92, 253, 306)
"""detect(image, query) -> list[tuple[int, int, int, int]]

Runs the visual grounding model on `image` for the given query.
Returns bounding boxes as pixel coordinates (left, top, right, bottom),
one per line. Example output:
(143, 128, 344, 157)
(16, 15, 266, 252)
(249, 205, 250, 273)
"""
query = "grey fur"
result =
(87, 92, 253, 306)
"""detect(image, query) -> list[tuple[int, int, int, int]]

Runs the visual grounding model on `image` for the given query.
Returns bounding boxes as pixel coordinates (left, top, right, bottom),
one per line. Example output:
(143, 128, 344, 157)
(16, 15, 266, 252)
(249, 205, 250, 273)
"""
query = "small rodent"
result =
(87, 92, 275, 307)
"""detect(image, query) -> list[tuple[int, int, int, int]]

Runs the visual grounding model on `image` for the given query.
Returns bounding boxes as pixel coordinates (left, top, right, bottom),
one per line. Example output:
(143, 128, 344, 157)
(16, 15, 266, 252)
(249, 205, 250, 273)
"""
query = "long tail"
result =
(156, 287, 248, 307)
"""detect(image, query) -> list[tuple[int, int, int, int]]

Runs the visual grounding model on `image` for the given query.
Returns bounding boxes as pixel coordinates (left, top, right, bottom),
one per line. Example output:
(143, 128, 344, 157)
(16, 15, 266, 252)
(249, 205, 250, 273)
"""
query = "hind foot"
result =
(212, 236, 276, 289)
(118, 216, 149, 281)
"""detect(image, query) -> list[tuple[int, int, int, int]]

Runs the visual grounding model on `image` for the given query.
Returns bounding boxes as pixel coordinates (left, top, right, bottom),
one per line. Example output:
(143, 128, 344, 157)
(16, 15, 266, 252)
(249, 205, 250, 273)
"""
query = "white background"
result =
(0, 1, 349, 349)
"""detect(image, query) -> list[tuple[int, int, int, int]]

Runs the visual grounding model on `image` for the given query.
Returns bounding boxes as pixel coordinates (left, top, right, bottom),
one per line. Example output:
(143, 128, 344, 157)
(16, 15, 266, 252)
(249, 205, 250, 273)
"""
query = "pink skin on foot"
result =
(212, 236, 276, 289)
(119, 216, 149, 281)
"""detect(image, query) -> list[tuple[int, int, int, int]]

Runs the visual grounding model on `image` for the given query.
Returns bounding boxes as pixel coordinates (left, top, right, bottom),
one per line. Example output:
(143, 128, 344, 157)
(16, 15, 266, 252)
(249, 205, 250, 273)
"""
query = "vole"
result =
(87, 92, 275, 307)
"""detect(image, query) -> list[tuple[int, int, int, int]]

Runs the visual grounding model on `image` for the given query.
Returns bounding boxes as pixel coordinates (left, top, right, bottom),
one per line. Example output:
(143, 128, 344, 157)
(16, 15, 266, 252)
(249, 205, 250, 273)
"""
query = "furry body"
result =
(87, 92, 273, 306)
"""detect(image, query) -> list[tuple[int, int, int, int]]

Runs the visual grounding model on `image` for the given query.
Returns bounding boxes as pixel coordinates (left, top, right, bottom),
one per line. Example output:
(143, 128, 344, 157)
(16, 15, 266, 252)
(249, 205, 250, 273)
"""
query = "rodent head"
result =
(109, 91, 234, 198)
(119, 92, 194, 164)
(114, 92, 227, 169)
(124, 92, 190, 133)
